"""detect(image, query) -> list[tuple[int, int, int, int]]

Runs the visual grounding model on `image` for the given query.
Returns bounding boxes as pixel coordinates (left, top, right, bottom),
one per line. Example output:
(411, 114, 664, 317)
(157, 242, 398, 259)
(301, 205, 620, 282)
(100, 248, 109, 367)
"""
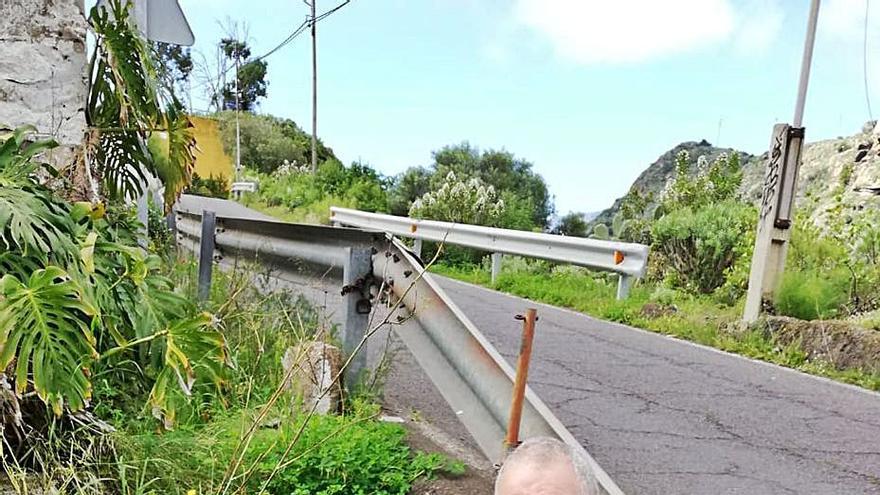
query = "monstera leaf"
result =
(149, 312, 228, 429)
(88, 0, 197, 204)
(0, 268, 99, 415)
(0, 127, 78, 262)
(148, 110, 197, 211)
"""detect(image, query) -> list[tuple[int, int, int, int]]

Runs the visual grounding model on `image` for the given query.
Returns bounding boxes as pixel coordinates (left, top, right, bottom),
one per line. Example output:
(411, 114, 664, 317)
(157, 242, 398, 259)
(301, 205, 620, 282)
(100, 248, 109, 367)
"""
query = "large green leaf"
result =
(0, 268, 99, 415)
(148, 110, 197, 211)
(0, 127, 79, 263)
(0, 186, 78, 263)
(149, 312, 228, 428)
(0, 125, 58, 183)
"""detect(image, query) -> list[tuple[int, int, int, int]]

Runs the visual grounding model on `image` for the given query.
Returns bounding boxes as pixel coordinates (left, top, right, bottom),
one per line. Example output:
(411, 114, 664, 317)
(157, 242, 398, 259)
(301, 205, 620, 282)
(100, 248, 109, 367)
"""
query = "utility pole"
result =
(309, 0, 318, 174)
(234, 49, 241, 181)
(743, 0, 821, 322)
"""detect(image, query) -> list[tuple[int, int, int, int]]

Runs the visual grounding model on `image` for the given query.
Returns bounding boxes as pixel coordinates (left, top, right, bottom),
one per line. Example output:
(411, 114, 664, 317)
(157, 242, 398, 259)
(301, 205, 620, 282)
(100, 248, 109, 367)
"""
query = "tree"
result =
(388, 143, 553, 228)
(554, 212, 589, 237)
(154, 41, 193, 104)
(214, 112, 335, 173)
(214, 38, 268, 111)
(388, 166, 431, 216)
(432, 143, 553, 228)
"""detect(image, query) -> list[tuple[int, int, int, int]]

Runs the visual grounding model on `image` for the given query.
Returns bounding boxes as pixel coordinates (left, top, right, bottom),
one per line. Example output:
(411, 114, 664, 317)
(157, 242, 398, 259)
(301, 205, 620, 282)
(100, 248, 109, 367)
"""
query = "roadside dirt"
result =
(399, 415, 495, 495)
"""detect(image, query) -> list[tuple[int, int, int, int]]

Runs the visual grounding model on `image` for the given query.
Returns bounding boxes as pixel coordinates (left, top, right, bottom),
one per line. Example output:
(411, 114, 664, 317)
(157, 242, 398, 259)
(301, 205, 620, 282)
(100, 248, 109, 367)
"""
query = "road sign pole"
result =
(743, 0, 820, 322)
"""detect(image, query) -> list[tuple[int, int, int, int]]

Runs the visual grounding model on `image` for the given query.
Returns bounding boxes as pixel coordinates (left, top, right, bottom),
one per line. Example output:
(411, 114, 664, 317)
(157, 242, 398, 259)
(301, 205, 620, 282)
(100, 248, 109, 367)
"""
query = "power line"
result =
(315, 0, 350, 23)
(188, 1, 351, 96)
(188, 20, 308, 93)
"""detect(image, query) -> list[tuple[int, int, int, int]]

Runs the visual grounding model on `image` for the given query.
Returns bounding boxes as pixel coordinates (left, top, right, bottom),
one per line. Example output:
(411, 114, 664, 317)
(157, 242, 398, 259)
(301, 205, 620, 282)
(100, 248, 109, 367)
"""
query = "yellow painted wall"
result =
(190, 116, 233, 181)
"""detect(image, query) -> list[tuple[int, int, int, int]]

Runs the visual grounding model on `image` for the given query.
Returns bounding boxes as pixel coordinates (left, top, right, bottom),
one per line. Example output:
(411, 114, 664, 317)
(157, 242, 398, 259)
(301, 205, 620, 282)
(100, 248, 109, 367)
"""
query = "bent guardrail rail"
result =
(330, 207, 649, 299)
(174, 205, 626, 495)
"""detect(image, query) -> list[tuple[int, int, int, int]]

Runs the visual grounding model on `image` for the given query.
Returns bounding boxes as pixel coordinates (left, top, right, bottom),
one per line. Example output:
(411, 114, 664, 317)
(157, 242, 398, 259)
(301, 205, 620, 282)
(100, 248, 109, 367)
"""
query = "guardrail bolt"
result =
(392, 253, 401, 263)
(356, 299, 372, 314)
(403, 269, 413, 278)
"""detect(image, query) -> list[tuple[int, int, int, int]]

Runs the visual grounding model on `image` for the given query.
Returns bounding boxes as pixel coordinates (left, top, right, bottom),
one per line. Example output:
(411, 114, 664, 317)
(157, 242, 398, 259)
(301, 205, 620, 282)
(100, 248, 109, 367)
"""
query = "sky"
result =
(159, 0, 879, 214)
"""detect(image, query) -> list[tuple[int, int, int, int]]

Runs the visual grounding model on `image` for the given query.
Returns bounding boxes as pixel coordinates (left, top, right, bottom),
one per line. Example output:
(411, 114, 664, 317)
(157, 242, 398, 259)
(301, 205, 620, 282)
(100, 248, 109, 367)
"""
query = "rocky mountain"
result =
(594, 124, 880, 228)
(593, 140, 759, 226)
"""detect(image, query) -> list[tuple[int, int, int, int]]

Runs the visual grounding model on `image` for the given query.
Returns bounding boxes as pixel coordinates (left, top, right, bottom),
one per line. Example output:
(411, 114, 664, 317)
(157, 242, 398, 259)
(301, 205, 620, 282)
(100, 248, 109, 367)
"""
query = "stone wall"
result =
(0, 0, 87, 166)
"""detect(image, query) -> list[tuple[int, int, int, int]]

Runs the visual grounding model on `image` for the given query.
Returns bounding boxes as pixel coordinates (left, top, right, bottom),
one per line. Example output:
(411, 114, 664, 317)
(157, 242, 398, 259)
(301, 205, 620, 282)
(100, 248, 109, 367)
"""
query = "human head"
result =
(494, 437, 598, 495)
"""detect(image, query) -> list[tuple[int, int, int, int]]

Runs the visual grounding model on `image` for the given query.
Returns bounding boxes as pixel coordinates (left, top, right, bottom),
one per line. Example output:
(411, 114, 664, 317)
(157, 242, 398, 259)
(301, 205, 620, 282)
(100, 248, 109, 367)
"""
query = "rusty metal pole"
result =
(506, 308, 538, 449)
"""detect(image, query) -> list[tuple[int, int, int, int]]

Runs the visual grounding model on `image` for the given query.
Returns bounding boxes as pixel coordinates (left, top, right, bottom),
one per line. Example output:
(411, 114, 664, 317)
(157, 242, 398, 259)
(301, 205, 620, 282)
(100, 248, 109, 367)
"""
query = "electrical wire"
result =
(189, 1, 352, 94)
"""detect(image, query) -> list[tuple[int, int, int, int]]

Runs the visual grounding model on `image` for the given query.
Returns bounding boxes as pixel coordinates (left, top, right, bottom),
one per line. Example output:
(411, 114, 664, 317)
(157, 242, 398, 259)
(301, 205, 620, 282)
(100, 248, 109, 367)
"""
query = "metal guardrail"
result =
(330, 207, 650, 299)
(174, 207, 625, 495)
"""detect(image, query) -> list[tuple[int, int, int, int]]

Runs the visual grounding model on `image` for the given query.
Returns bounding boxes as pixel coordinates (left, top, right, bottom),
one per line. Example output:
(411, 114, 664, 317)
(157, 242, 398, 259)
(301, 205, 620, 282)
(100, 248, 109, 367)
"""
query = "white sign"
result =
(97, 0, 194, 46)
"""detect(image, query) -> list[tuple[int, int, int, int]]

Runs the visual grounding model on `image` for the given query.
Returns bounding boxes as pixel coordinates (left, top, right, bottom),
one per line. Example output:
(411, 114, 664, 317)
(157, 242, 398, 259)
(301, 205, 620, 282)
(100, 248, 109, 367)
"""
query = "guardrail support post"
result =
(616, 274, 633, 300)
(412, 238, 423, 258)
(198, 210, 216, 302)
(342, 247, 372, 388)
(166, 209, 177, 238)
(491, 252, 503, 284)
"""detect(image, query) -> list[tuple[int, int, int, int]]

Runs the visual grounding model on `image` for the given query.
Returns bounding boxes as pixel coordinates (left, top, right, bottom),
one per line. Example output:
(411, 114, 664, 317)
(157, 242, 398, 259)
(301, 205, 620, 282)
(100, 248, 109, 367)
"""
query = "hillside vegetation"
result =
(211, 113, 554, 235)
(597, 123, 880, 230)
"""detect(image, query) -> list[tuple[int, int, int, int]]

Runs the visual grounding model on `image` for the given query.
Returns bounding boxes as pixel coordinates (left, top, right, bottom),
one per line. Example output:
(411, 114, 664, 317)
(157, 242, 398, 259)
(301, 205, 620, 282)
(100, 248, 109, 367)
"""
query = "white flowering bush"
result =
(660, 150, 742, 212)
(273, 159, 310, 177)
(409, 172, 505, 226)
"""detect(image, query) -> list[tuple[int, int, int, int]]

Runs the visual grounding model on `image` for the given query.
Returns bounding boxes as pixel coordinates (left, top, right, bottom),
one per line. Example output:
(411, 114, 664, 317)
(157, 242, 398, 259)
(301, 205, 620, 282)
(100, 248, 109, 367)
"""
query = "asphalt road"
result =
(178, 196, 880, 494)
(434, 277, 880, 494)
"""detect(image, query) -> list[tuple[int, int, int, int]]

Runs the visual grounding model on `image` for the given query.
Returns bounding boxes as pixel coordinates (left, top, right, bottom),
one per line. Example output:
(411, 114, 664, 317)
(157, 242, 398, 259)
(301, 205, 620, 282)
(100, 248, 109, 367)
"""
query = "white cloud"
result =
(509, 0, 784, 64)
(733, 0, 785, 54)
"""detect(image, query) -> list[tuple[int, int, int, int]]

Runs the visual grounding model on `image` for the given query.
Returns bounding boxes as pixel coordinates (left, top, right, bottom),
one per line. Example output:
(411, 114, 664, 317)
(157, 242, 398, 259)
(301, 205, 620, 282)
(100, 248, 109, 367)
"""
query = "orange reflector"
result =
(613, 250, 625, 265)
(410, 224, 418, 233)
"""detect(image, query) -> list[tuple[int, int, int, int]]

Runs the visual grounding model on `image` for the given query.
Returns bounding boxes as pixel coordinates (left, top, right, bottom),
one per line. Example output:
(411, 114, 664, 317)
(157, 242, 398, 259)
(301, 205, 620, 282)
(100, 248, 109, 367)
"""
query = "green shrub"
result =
(250, 160, 388, 218)
(650, 286, 679, 306)
(553, 212, 589, 237)
(661, 150, 742, 212)
(775, 269, 848, 320)
(651, 200, 756, 294)
(410, 171, 504, 226)
(185, 172, 230, 199)
(262, 402, 445, 495)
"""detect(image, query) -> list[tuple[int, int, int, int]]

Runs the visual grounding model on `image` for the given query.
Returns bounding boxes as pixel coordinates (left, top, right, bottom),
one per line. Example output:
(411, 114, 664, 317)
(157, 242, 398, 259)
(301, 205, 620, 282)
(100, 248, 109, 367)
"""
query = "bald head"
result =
(495, 437, 597, 495)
